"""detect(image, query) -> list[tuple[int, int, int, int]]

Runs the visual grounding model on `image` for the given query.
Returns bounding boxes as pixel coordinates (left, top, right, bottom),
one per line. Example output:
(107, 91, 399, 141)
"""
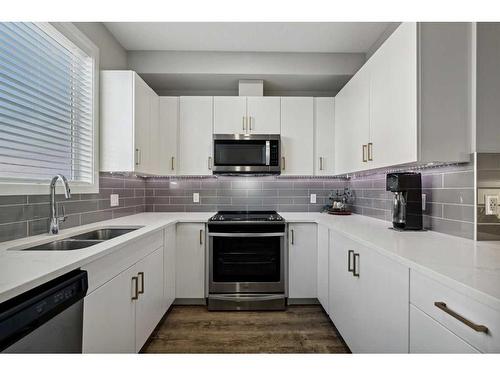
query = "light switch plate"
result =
(110, 194, 119, 207)
(310, 194, 316, 204)
(193, 192, 200, 203)
(422, 194, 426, 211)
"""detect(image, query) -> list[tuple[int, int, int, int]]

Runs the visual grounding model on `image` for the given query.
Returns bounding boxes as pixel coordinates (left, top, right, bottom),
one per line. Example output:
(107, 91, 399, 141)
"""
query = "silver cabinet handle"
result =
(208, 156, 212, 170)
(249, 116, 253, 131)
(282, 157, 286, 170)
(290, 229, 294, 245)
(135, 148, 141, 166)
(171, 156, 175, 171)
(362, 145, 367, 162)
(434, 302, 489, 333)
(319, 157, 324, 171)
(138, 272, 144, 294)
(353, 253, 360, 277)
(348, 250, 354, 273)
(131, 276, 139, 300)
(368, 142, 373, 161)
(199, 229, 203, 245)
(242, 116, 246, 131)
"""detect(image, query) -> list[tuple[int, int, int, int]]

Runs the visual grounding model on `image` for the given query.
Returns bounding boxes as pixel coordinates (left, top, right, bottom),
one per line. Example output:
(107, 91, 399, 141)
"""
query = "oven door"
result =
(212, 134, 280, 174)
(209, 232, 285, 294)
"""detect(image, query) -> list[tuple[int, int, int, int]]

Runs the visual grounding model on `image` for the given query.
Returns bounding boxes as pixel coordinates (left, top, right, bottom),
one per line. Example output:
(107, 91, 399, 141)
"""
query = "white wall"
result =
(74, 22, 128, 70)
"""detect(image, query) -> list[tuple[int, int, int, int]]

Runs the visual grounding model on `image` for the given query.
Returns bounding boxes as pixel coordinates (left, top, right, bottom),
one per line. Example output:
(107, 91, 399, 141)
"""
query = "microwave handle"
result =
(265, 141, 270, 166)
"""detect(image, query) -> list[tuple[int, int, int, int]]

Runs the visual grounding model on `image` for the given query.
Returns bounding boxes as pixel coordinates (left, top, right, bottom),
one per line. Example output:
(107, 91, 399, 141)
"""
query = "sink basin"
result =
(21, 239, 104, 251)
(69, 227, 141, 241)
(15, 227, 142, 251)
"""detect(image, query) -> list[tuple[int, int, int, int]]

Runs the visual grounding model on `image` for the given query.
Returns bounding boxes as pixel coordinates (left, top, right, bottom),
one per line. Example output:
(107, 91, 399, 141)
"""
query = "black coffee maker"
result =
(386, 172, 423, 231)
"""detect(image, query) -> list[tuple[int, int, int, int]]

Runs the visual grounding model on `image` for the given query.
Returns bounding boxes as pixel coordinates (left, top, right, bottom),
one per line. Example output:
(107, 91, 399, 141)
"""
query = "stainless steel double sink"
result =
(16, 227, 142, 251)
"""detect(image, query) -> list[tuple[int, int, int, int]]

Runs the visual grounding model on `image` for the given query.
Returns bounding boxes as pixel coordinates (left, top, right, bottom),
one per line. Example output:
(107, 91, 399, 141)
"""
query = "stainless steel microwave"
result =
(212, 134, 281, 175)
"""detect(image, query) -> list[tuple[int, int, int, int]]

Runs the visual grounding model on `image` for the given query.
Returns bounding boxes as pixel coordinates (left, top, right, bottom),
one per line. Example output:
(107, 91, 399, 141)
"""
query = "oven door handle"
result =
(208, 232, 285, 237)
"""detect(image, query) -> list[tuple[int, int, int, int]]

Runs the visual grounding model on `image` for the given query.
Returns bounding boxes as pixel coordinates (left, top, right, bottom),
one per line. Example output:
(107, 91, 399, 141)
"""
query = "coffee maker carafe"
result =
(386, 172, 423, 231)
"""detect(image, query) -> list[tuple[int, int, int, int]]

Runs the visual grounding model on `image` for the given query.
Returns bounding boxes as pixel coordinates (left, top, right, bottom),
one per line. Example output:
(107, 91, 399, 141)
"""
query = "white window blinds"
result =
(0, 22, 94, 184)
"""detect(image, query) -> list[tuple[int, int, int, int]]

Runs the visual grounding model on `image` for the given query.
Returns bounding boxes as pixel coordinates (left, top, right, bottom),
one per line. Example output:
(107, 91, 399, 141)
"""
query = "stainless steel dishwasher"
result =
(0, 269, 88, 353)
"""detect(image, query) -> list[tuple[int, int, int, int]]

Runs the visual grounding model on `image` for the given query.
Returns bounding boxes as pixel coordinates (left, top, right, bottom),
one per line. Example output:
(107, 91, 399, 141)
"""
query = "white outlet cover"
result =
(310, 194, 317, 204)
(422, 194, 426, 211)
(485, 195, 498, 215)
(110, 194, 119, 207)
(193, 192, 200, 203)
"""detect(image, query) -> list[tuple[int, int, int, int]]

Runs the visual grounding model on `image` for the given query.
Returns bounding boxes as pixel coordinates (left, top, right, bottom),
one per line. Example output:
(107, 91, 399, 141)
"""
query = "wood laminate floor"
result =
(142, 305, 350, 353)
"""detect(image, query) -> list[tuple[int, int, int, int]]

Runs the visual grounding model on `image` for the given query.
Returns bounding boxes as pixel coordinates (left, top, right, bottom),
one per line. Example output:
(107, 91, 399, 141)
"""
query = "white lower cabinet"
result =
(317, 224, 329, 313)
(83, 246, 164, 353)
(328, 230, 409, 353)
(288, 223, 317, 299)
(175, 223, 206, 299)
(410, 304, 479, 353)
(163, 225, 176, 309)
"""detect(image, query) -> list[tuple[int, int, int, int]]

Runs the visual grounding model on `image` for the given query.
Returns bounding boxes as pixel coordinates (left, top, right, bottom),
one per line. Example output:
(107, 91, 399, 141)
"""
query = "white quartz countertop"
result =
(1, 212, 500, 312)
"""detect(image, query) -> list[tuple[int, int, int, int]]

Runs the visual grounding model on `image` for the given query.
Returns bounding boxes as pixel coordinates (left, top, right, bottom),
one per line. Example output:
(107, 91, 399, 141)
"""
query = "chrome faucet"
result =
(49, 174, 71, 234)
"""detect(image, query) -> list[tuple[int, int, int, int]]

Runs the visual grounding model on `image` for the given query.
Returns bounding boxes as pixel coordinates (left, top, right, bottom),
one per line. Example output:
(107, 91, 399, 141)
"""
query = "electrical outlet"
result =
(485, 195, 498, 215)
(310, 194, 317, 204)
(193, 192, 200, 203)
(422, 194, 426, 211)
(110, 194, 119, 207)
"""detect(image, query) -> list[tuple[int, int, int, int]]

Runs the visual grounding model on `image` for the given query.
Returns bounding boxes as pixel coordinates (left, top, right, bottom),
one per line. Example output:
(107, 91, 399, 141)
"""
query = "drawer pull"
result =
(347, 250, 354, 273)
(434, 302, 489, 333)
(353, 253, 360, 277)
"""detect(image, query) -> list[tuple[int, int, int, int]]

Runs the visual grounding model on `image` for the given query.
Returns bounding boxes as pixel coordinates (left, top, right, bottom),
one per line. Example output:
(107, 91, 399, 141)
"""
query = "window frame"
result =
(0, 22, 100, 195)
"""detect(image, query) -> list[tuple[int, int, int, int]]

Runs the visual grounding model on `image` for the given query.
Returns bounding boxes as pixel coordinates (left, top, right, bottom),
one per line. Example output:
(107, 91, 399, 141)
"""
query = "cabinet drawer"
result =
(410, 270, 499, 353)
(410, 304, 479, 353)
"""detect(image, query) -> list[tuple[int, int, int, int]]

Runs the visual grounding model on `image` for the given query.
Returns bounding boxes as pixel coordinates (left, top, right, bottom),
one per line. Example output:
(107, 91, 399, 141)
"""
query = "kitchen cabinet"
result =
(159, 97, 179, 175)
(135, 247, 165, 352)
(83, 245, 165, 353)
(316, 224, 329, 313)
(314, 97, 335, 175)
(334, 22, 472, 175)
(410, 304, 480, 353)
(100, 71, 160, 175)
(280, 97, 314, 175)
(175, 223, 206, 299)
(246, 96, 281, 134)
(328, 230, 409, 353)
(163, 225, 176, 309)
(213, 96, 281, 134)
(288, 223, 317, 299)
(178, 97, 214, 175)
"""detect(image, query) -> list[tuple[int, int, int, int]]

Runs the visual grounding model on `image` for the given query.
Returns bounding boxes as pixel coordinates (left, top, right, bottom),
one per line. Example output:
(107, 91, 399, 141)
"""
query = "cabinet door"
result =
(247, 96, 281, 134)
(410, 304, 479, 353)
(149, 92, 161, 174)
(317, 225, 329, 313)
(164, 225, 176, 309)
(135, 247, 165, 352)
(134, 75, 151, 174)
(179, 97, 213, 175)
(83, 265, 137, 353)
(159, 97, 179, 175)
(175, 223, 206, 299)
(281, 97, 314, 175)
(334, 67, 370, 175)
(314, 97, 335, 175)
(213, 96, 247, 134)
(369, 22, 417, 169)
(288, 223, 317, 299)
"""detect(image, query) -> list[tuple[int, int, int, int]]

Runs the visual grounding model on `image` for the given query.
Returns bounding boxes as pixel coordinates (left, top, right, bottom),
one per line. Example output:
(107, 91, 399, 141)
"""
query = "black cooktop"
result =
(209, 211, 284, 222)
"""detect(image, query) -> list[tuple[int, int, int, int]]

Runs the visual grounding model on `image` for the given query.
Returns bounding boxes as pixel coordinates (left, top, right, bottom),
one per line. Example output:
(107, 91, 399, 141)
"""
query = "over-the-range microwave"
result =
(212, 134, 281, 175)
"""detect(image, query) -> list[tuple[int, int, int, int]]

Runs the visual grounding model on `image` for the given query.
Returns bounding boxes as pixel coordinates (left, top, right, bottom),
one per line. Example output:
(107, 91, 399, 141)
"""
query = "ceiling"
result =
(104, 22, 392, 53)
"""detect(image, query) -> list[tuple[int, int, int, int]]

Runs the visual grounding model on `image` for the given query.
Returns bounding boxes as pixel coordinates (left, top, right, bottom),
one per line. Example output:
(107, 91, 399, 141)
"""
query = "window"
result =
(0, 22, 99, 195)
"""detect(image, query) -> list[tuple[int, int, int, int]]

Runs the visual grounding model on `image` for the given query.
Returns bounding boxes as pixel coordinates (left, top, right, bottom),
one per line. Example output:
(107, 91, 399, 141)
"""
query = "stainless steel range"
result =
(207, 211, 286, 310)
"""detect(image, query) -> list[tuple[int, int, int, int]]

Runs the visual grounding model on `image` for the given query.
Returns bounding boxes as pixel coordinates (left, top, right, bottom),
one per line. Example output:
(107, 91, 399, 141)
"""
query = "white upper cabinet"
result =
(178, 96, 214, 175)
(100, 71, 160, 175)
(214, 96, 247, 134)
(314, 98, 335, 175)
(159, 97, 179, 175)
(335, 67, 370, 175)
(280, 97, 314, 175)
(334, 22, 472, 175)
(247, 97, 281, 134)
(213, 96, 281, 134)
